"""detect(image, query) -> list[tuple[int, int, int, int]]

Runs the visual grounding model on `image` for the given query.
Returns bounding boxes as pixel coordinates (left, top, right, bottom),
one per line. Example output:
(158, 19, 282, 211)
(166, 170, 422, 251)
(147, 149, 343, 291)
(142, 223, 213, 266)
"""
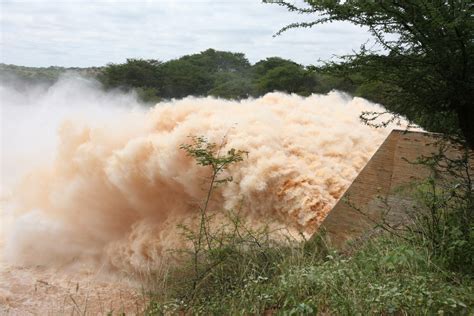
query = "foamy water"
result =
(1, 75, 406, 312)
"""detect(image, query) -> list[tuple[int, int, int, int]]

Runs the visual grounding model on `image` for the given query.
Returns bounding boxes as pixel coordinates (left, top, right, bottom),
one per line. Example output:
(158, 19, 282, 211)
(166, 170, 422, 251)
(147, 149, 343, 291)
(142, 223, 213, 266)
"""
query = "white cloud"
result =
(0, 0, 372, 67)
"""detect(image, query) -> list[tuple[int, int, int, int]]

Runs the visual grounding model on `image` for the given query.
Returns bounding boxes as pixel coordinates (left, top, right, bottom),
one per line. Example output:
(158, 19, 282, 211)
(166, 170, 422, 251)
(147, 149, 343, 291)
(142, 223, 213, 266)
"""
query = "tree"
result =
(160, 49, 252, 98)
(208, 76, 255, 99)
(159, 59, 214, 98)
(252, 57, 316, 95)
(185, 48, 251, 73)
(252, 57, 297, 77)
(265, 0, 474, 148)
(99, 58, 162, 90)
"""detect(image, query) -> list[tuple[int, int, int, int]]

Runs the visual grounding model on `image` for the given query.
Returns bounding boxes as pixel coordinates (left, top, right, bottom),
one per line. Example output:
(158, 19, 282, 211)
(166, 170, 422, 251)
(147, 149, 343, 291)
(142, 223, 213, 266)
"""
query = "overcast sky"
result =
(0, 0, 372, 67)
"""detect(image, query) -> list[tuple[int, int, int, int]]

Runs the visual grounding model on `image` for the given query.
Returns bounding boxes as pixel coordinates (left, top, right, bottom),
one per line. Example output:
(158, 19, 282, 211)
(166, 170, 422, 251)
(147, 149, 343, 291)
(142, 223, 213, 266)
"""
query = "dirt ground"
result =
(0, 232, 146, 316)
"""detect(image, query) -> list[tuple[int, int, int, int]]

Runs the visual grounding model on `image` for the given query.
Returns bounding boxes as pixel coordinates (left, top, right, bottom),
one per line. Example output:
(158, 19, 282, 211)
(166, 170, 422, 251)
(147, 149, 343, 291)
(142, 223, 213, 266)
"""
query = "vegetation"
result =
(408, 146, 474, 274)
(144, 138, 473, 315)
(97, 50, 330, 101)
(148, 236, 473, 315)
(265, 0, 474, 148)
(3, 2, 472, 312)
(99, 59, 162, 102)
(1, 49, 363, 103)
(0, 63, 101, 86)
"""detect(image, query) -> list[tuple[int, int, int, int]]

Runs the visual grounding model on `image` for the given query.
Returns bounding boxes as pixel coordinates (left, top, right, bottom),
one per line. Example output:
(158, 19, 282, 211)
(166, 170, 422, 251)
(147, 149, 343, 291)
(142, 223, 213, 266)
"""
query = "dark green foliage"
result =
(265, 0, 474, 147)
(98, 59, 162, 103)
(96, 49, 255, 100)
(407, 148, 474, 274)
(99, 59, 162, 89)
(253, 57, 316, 95)
(309, 70, 359, 95)
(2, 49, 368, 103)
(252, 57, 298, 77)
(97, 50, 337, 101)
(208, 76, 255, 99)
(158, 59, 213, 98)
(134, 87, 162, 104)
(179, 48, 251, 73)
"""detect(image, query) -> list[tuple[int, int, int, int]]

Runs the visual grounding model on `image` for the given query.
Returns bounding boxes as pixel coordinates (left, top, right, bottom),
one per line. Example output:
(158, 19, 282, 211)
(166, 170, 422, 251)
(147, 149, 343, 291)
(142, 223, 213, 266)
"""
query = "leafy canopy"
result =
(97, 50, 325, 100)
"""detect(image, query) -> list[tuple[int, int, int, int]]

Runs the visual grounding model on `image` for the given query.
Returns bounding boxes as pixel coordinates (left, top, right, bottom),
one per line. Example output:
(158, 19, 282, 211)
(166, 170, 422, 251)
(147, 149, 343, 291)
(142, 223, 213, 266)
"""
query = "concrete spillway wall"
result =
(320, 130, 472, 247)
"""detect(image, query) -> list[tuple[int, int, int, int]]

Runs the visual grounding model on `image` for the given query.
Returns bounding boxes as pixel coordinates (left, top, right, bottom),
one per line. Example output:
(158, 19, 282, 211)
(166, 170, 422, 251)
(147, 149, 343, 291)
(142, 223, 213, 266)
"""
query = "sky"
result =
(0, 0, 372, 67)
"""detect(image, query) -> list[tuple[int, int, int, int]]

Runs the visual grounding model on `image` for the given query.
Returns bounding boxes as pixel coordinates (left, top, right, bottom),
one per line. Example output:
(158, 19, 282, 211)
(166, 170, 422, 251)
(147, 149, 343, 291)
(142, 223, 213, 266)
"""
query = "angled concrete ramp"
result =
(320, 130, 469, 247)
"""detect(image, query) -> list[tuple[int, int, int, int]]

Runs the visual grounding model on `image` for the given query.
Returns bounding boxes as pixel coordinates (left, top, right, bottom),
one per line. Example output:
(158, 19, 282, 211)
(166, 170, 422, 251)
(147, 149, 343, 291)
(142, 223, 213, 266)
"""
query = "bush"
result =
(407, 146, 474, 274)
(147, 232, 473, 315)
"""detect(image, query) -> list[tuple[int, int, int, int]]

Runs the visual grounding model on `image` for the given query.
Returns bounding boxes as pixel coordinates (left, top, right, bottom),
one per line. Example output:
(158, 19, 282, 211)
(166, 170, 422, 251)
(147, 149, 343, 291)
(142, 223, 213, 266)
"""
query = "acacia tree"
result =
(265, 0, 473, 148)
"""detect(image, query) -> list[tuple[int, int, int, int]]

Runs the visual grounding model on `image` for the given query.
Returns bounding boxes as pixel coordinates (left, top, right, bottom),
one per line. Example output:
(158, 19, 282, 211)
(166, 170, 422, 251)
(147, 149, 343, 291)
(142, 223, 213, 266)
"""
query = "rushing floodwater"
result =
(0, 75, 407, 313)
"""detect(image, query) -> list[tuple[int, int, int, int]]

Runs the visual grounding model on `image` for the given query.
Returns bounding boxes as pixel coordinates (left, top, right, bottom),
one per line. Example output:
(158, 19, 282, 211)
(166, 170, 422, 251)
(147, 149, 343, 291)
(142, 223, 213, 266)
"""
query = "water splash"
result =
(1, 75, 404, 273)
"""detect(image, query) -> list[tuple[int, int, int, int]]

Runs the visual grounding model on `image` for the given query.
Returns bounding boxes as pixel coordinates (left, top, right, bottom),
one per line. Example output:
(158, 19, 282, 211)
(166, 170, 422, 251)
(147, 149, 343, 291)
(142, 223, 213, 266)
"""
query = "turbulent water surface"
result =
(0, 75, 405, 313)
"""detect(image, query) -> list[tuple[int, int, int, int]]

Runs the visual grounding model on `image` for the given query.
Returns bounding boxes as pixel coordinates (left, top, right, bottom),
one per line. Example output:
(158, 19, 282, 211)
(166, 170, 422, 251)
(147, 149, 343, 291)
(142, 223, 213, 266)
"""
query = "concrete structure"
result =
(320, 130, 471, 247)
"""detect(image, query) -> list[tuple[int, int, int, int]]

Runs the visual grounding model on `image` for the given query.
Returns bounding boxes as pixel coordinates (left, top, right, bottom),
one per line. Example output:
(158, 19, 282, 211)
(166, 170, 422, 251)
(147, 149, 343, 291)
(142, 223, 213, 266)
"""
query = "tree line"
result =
(97, 48, 370, 102)
(1, 51, 373, 103)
